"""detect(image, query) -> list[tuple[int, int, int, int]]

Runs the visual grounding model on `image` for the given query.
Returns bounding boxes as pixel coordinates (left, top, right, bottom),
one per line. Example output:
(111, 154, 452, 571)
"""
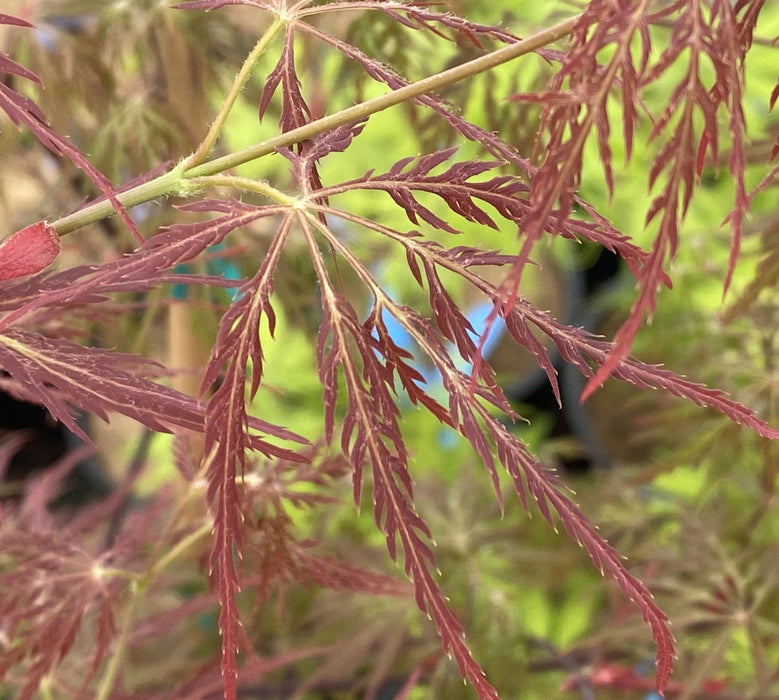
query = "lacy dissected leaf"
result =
(319, 150, 649, 274)
(260, 6, 644, 416)
(306, 208, 674, 692)
(304, 202, 682, 690)
(506, 0, 765, 394)
(312, 191, 777, 677)
(503, 1, 655, 393)
(296, 0, 520, 47)
(385, 222, 779, 439)
(298, 210, 502, 698)
(0, 15, 40, 83)
(259, 25, 310, 135)
(0, 529, 118, 700)
(173, 0, 276, 11)
(200, 213, 308, 698)
(0, 329, 304, 452)
(0, 202, 285, 330)
(295, 184, 773, 693)
(0, 489, 176, 699)
(443, 361, 676, 689)
(259, 23, 331, 196)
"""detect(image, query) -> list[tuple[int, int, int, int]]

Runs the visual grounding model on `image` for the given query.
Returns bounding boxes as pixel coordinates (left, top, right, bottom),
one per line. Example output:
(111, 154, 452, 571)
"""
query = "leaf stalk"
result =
(94, 521, 212, 700)
(185, 16, 286, 168)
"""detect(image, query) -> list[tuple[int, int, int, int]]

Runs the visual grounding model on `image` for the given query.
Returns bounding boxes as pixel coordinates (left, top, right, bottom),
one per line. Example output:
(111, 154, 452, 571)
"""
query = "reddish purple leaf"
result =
(0, 13, 33, 27)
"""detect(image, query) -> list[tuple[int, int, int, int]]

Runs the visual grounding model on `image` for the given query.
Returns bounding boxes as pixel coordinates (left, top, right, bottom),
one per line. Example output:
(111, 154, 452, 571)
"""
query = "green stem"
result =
(38, 678, 53, 700)
(95, 579, 142, 700)
(53, 162, 188, 236)
(50, 13, 579, 237)
(185, 17, 286, 168)
(149, 521, 212, 579)
(189, 175, 297, 205)
(184, 14, 579, 178)
(93, 522, 211, 699)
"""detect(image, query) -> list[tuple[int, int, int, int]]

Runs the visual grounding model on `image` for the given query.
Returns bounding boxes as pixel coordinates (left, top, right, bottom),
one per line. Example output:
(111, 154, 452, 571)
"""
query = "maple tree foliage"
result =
(0, 2, 777, 699)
